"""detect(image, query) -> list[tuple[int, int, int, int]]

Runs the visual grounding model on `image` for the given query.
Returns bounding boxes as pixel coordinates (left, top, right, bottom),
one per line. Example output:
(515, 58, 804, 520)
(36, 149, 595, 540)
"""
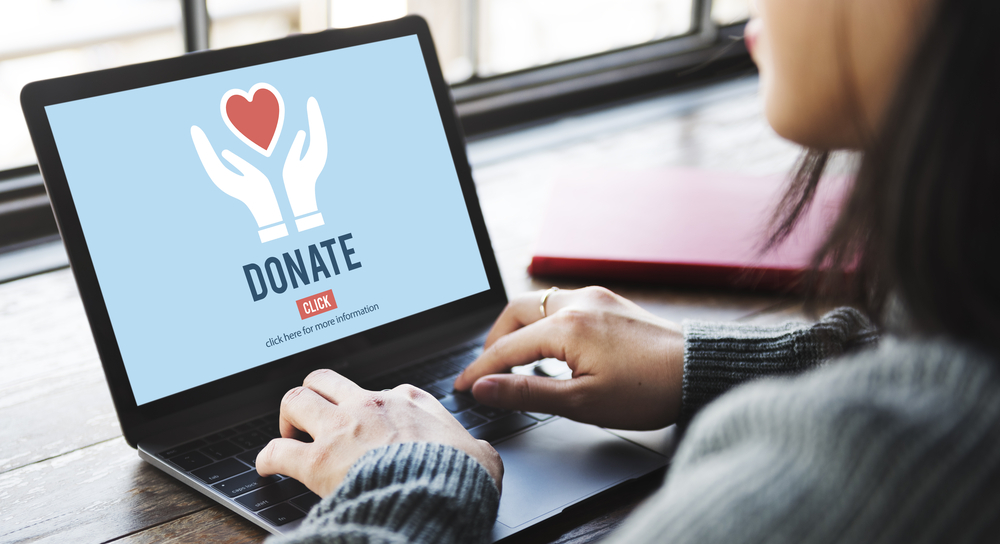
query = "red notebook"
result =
(528, 169, 849, 291)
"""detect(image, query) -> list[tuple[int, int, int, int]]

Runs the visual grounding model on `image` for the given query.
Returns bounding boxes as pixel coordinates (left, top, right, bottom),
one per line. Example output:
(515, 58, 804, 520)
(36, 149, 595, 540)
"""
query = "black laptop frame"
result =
(20, 16, 507, 447)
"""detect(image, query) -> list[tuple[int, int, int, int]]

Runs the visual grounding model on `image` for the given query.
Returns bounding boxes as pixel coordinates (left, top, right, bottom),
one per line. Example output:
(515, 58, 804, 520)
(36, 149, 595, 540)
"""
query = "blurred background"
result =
(0, 0, 751, 173)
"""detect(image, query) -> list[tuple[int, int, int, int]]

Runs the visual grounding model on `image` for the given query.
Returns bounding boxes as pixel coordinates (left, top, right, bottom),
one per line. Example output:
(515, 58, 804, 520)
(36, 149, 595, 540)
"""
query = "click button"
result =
(297, 290, 337, 320)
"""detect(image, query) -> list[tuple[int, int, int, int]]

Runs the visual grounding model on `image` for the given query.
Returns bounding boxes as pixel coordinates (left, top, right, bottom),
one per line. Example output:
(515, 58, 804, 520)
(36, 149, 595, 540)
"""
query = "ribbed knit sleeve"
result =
(268, 442, 499, 544)
(680, 307, 878, 426)
(606, 338, 1000, 543)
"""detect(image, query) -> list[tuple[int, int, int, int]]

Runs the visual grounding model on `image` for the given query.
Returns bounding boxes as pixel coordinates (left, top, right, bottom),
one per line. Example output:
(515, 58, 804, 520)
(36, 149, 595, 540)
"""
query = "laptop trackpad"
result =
(493, 417, 667, 529)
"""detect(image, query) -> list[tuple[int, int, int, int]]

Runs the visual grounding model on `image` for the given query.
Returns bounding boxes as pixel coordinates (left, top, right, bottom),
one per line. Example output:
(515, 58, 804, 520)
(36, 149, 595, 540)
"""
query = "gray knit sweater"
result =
(272, 308, 1000, 543)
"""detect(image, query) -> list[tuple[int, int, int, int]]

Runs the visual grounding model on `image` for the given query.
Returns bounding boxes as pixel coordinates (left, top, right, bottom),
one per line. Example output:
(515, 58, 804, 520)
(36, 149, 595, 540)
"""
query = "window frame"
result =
(0, 0, 751, 257)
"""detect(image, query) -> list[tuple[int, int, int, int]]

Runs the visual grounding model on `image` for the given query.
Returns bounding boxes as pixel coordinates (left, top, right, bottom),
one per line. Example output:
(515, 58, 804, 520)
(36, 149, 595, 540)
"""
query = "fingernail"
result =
(473, 378, 499, 403)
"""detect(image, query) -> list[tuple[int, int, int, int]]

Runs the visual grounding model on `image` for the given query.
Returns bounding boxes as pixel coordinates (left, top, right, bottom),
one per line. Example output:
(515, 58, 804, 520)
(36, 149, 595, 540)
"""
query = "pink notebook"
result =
(528, 169, 848, 291)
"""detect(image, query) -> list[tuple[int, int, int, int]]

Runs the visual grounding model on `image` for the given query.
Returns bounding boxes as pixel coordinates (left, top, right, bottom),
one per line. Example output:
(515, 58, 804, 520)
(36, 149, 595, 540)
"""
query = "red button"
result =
(296, 290, 337, 320)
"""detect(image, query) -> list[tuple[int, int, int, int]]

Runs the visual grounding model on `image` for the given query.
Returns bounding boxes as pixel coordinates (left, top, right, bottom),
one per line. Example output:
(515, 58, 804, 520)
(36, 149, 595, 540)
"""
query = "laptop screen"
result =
(44, 35, 490, 406)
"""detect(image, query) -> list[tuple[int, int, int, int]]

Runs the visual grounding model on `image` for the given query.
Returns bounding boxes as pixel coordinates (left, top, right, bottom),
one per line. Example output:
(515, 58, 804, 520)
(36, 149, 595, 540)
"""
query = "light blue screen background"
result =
(46, 35, 490, 405)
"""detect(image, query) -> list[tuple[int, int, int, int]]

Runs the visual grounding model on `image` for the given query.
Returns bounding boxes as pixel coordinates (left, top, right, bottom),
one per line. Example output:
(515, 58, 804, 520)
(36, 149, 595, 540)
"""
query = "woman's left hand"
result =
(255, 369, 504, 497)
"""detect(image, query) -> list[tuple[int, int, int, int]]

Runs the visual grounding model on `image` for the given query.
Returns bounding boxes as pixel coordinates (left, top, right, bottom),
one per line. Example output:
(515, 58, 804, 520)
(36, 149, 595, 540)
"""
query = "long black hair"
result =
(769, 0, 1000, 351)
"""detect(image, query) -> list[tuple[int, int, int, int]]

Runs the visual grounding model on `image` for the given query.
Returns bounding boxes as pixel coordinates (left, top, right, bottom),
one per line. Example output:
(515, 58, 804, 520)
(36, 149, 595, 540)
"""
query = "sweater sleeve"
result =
(605, 339, 1000, 543)
(267, 442, 499, 544)
(679, 307, 878, 425)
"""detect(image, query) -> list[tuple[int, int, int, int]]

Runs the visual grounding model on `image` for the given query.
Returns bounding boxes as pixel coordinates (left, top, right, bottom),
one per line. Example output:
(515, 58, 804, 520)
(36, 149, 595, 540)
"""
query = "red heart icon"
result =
(220, 83, 284, 157)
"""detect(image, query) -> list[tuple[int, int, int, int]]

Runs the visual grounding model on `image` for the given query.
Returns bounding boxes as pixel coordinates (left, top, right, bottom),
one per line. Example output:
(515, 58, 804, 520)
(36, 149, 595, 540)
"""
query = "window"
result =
(712, 0, 752, 25)
(207, 0, 301, 50)
(474, 0, 694, 77)
(1, 0, 752, 258)
(2, 0, 752, 170)
(0, 0, 185, 172)
(329, 0, 750, 83)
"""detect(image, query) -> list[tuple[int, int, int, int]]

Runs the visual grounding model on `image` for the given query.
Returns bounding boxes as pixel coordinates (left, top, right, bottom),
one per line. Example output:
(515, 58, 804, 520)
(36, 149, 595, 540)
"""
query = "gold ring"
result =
(539, 287, 559, 319)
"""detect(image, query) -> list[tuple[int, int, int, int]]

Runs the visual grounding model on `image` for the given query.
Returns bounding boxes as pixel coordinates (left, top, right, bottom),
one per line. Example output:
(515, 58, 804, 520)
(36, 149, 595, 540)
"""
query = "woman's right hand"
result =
(453, 287, 685, 430)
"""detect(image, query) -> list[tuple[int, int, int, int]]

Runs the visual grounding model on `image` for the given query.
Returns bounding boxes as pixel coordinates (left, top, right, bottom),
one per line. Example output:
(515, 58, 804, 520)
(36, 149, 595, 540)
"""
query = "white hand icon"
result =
(283, 97, 328, 232)
(191, 125, 288, 243)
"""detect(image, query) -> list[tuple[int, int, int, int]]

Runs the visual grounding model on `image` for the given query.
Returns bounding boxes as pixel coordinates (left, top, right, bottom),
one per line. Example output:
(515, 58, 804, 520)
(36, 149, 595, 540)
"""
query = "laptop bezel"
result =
(20, 16, 507, 446)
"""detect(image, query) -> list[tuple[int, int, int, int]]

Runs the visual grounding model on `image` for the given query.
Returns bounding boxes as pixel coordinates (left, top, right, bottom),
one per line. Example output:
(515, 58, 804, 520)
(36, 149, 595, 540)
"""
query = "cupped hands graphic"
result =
(283, 97, 328, 233)
(191, 84, 328, 243)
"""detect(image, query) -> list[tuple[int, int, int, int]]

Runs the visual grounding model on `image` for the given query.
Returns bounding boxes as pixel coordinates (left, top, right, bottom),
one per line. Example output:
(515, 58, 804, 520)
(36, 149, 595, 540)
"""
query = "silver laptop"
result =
(21, 16, 668, 540)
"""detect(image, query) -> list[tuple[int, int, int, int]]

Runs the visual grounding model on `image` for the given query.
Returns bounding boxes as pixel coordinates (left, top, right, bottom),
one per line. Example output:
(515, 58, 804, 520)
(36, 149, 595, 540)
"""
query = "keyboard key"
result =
(236, 479, 310, 511)
(438, 360, 465, 375)
(259, 502, 306, 526)
(191, 458, 251, 484)
(213, 471, 281, 498)
(455, 350, 476, 363)
(432, 377, 458, 394)
(169, 450, 213, 471)
(234, 422, 258, 433)
(450, 349, 480, 368)
(421, 387, 445, 400)
(159, 439, 207, 459)
(237, 447, 264, 468)
(291, 492, 322, 512)
(397, 370, 432, 387)
(259, 423, 280, 438)
(472, 405, 511, 420)
(454, 411, 487, 429)
(457, 350, 480, 363)
(201, 429, 236, 442)
(525, 412, 555, 421)
(251, 417, 273, 427)
(422, 363, 457, 379)
(233, 430, 270, 449)
(202, 440, 244, 460)
(469, 413, 537, 442)
(439, 394, 476, 413)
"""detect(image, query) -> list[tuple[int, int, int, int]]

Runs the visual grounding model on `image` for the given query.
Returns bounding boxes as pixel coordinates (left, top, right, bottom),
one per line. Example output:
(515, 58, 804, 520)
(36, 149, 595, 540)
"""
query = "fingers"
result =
(391, 383, 456, 421)
(221, 149, 263, 179)
(471, 373, 588, 416)
(190, 125, 211, 154)
(191, 125, 228, 181)
(305, 97, 328, 166)
(278, 384, 337, 439)
(285, 130, 307, 168)
(455, 319, 567, 390)
(256, 437, 311, 479)
(284, 98, 327, 175)
(483, 289, 568, 349)
(193, 126, 284, 228)
(302, 369, 363, 404)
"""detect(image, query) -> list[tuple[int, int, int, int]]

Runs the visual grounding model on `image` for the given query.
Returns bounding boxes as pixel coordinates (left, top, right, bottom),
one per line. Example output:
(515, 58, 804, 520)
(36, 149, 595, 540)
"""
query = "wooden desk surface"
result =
(0, 78, 808, 544)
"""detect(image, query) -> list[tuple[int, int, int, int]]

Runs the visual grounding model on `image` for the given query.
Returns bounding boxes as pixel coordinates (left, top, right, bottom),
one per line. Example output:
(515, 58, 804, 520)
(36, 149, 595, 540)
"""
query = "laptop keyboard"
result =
(362, 345, 550, 442)
(157, 344, 554, 528)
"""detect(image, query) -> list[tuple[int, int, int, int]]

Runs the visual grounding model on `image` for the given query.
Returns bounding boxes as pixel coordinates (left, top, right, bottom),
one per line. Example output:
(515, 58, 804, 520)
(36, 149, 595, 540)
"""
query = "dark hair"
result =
(769, 0, 1000, 352)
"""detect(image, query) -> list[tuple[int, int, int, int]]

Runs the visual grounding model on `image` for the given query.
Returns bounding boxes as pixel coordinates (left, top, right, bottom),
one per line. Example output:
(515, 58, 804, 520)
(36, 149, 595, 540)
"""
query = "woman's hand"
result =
(454, 286, 684, 430)
(256, 369, 503, 497)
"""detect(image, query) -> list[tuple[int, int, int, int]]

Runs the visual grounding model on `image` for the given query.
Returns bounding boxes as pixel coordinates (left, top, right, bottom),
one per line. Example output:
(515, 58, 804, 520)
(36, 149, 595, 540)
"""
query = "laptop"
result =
(21, 16, 669, 541)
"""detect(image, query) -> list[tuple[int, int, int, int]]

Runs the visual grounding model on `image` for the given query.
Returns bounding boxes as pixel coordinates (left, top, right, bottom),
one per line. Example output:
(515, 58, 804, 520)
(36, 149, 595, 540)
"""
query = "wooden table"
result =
(0, 77, 810, 543)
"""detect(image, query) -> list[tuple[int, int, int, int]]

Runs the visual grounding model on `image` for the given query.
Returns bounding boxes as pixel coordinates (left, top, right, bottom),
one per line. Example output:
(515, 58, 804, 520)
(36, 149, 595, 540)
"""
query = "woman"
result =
(257, 0, 1000, 541)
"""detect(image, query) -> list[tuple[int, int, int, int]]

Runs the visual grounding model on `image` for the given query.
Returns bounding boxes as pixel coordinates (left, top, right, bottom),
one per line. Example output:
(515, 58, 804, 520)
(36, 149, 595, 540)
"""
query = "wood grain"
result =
(108, 507, 266, 544)
(0, 438, 210, 543)
(0, 269, 119, 474)
(1, 78, 809, 543)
